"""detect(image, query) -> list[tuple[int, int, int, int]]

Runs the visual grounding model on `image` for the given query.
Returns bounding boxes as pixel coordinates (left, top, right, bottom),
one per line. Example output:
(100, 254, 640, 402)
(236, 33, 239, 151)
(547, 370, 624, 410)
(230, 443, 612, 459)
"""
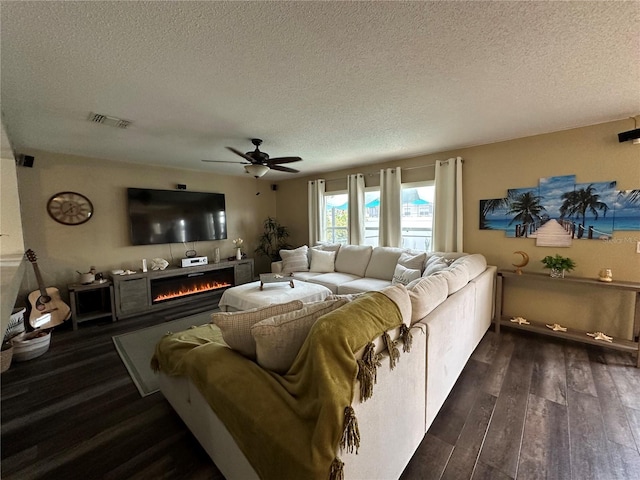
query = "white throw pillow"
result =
(211, 300, 304, 358)
(280, 245, 310, 273)
(252, 299, 348, 373)
(398, 251, 427, 271)
(309, 249, 336, 273)
(391, 264, 421, 286)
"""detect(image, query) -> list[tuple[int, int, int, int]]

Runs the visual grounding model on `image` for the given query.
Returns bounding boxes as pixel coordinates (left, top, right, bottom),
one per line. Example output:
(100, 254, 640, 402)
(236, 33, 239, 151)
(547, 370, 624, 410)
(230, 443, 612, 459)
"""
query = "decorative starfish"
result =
(546, 323, 567, 332)
(587, 331, 613, 343)
(510, 316, 530, 325)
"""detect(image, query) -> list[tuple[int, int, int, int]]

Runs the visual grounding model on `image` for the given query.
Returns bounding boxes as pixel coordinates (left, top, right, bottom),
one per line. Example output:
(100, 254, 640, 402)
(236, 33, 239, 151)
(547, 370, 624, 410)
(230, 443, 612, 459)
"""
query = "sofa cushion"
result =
(309, 248, 336, 273)
(307, 272, 361, 294)
(364, 247, 404, 280)
(450, 253, 487, 281)
(391, 264, 421, 286)
(334, 244, 373, 277)
(379, 284, 412, 326)
(280, 245, 310, 273)
(252, 299, 348, 374)
(325, 292, 365, 302)
(406, 275, 449, 324)
(290, 271, 324, 282)
(337, 277, 392, 295)
(211, 300, 304, 358)
(433, 264, 470, 295)
(398, 251, 427, 272)
(423, 256, 449, 276)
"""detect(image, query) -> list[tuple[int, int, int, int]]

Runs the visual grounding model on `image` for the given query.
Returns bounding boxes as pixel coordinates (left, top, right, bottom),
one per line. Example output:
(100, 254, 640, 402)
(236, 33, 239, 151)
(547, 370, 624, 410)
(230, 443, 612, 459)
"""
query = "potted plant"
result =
(255, 217, 292, 262)
(541, 254, 576, 278)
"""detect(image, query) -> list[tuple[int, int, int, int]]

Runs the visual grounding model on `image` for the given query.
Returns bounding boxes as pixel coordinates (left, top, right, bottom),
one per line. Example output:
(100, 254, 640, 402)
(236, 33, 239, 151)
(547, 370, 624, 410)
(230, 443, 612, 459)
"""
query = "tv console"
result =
(111, 259, 253, 319)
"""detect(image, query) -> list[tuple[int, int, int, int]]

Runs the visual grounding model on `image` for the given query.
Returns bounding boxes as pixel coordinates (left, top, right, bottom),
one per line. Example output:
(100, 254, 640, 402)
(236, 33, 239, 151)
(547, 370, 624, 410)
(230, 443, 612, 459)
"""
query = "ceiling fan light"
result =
(244, 164, 269, 178)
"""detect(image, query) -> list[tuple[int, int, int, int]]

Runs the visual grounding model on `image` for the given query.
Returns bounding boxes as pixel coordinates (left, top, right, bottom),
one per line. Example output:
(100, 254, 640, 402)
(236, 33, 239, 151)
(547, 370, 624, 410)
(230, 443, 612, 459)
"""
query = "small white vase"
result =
(550, 267, 564, 278)
(236, 248, 242, 260)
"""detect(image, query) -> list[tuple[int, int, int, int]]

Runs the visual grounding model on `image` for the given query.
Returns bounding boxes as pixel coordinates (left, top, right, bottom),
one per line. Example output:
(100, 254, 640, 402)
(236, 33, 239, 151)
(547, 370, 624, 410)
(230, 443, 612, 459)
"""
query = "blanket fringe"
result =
(329, 457, 344, 480)
(340, 406, 360, 454)
(356, 342, 381, 402)
(382, 332, 400, 370)
(399, 324, 413, 353)
(150, 356, 160, 372)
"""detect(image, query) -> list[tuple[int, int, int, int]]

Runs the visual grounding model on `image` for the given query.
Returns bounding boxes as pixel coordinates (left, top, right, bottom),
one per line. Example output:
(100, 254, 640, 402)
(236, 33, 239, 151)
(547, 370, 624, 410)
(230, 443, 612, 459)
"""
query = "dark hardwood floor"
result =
(2, 306, 639, 480)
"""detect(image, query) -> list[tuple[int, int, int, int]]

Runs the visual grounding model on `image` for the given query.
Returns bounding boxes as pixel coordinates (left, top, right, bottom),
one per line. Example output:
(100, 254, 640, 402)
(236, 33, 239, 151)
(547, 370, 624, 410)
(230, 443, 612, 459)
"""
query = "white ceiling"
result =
(1, 1, 638, 180)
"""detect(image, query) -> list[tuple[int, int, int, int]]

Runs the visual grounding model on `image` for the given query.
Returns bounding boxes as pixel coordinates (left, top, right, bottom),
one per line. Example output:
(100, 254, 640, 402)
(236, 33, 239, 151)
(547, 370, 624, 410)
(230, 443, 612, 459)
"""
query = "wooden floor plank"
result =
(607, 440, 640, 480)
(471, 331, 500, 364)
(530, 339, 567, 405)
(400, 433, 453, 480)
(470, 460, 512, 480)
(564, 342, 598, 397)
(624, 407, 640, 455)
(588, 349, 637, 449)
(478, 337, 534, 477)
(441, 393, 497, 480)
(567, 388, 614, 479)
(480, 331, 515, 397)
(517, 393, 571, 479)
(603, 350, 640, 410)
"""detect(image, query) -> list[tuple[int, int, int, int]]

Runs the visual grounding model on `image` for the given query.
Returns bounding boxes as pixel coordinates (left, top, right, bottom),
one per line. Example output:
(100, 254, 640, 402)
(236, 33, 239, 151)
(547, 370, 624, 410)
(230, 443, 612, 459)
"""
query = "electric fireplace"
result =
(150, 268, 234, 304)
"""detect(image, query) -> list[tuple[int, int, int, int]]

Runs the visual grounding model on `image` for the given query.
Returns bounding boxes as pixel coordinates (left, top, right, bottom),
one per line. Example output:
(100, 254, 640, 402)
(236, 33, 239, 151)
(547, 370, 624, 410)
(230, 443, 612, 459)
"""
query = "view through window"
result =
(324, 182, 434, 250)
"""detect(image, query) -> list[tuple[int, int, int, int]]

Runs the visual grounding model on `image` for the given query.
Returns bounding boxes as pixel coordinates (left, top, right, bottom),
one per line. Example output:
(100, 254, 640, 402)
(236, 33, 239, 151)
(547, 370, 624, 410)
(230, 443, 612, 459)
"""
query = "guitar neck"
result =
(31, 261, 49, 298)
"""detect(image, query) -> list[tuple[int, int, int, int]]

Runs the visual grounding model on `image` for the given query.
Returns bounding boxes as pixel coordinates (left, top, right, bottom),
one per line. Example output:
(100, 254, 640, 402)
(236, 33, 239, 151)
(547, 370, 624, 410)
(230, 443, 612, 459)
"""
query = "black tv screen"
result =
(127, 188, 227, 245)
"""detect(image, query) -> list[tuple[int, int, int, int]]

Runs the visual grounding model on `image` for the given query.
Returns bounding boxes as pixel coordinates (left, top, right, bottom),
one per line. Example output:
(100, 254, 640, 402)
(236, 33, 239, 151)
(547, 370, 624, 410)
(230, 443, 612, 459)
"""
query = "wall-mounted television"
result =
(127, 188, 227, 245)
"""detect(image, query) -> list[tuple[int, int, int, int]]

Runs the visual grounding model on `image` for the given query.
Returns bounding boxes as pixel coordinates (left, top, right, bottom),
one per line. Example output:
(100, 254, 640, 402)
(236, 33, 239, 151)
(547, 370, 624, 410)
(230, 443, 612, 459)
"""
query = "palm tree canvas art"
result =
(479, 174, 640, 246)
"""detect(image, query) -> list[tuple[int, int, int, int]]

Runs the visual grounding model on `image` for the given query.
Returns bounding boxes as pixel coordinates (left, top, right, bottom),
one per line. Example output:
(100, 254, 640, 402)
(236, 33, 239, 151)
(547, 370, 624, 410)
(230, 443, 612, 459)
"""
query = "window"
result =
(324, 193, 348, 244)
(322, 181, 435, 251)
(401, 182, 434, 251)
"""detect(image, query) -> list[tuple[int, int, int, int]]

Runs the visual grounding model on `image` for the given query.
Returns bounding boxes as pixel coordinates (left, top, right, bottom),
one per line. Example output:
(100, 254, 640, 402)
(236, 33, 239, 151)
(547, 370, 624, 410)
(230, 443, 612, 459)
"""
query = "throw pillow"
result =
(280, 245, 310, 273)
(397, 251, 427, 271)
(252, 299, 348, 373)
(309, 248, 336, 273)
(391, 264, 421, 286)
(210, 300, 304, 358)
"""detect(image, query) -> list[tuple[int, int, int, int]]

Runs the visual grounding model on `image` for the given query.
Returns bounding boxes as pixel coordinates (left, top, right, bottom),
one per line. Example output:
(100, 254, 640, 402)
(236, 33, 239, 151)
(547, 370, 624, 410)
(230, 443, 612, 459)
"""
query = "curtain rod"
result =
(323, 162, 437, 183)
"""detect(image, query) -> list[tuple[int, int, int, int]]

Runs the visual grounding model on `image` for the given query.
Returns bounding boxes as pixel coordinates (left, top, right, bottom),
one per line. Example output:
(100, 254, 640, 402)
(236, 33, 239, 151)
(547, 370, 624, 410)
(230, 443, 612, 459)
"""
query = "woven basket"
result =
(1, 343, 14, 373)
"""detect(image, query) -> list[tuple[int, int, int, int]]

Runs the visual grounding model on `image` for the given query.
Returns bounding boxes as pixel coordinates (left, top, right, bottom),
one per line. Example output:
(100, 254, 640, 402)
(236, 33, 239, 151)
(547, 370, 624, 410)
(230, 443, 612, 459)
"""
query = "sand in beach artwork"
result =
(479, 174, 640, 247)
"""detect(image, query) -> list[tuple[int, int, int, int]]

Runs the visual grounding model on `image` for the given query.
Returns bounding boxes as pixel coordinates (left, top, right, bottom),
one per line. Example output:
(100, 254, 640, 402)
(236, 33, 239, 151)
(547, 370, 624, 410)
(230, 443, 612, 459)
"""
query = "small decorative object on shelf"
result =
(151, 258, 169, 271)
(598, 268, 613, 282)
(546, 323, 568, 332)
(512, 251, 529, 275)
(541, 254, 576, 278)
(587, 331, 613, 343)
(233, 238, 244, 260)
(510, 316, 530, 325)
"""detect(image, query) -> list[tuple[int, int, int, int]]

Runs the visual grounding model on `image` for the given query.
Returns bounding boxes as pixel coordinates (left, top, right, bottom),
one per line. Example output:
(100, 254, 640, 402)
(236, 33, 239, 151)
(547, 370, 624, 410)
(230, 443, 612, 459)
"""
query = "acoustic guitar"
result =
(25, 249, 71, 329)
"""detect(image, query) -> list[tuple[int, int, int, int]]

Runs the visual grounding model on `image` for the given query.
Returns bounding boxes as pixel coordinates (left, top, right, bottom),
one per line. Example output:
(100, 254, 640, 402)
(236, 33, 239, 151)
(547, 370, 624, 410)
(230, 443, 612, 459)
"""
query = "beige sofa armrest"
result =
(271, 261, 283, 273)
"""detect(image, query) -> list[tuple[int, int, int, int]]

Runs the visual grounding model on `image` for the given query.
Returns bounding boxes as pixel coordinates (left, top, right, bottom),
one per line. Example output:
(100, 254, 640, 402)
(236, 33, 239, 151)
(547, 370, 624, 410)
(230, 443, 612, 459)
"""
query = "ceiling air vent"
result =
(88, 112, 132, 129)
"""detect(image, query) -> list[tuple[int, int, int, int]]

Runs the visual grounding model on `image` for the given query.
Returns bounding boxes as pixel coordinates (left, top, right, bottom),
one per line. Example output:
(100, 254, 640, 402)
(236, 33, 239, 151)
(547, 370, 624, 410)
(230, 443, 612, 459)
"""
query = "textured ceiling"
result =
(1, 1, 638, 180)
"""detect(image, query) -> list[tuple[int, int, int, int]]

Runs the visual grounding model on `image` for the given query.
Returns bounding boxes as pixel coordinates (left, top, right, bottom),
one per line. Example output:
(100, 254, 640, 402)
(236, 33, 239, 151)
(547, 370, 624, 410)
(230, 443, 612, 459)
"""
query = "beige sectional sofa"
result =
(156, 245, 496, 479)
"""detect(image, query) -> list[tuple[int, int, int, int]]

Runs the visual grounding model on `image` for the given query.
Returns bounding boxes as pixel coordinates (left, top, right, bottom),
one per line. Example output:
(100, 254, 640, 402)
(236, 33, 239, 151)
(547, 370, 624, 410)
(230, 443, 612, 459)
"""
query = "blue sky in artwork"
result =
(539, 175, 575, 217)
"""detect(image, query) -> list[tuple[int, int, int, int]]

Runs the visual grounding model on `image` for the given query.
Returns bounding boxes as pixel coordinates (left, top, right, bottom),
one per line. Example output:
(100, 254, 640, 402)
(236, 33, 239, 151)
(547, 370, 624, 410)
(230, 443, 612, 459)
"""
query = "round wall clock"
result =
(47, 191, 94, 225)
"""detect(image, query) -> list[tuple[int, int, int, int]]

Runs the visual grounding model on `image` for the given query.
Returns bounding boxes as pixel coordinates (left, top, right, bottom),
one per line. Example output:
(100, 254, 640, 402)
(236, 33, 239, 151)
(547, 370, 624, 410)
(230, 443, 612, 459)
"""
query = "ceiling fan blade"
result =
(267, 156, 302, 165)
(269, 164, 300, 174)
(226, 146, 256, 163)
(201, 159, 250, 165)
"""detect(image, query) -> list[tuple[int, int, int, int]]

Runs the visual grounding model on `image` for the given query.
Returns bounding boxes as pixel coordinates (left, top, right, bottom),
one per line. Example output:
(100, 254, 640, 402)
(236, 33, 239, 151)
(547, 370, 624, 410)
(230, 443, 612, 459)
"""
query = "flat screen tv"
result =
(127, 188, 227, 245)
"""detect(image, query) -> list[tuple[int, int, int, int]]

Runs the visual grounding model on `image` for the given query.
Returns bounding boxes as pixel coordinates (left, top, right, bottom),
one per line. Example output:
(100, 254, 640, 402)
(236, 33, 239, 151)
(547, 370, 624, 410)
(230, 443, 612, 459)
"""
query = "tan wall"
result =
(16, 150, 277, 303)
(276, 119, 640, 282)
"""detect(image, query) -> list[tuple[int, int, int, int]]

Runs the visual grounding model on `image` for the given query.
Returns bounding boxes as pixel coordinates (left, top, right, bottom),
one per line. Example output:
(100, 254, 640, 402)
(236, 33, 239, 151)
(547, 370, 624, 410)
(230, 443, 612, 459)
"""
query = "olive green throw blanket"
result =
(152, 291, 408, 479)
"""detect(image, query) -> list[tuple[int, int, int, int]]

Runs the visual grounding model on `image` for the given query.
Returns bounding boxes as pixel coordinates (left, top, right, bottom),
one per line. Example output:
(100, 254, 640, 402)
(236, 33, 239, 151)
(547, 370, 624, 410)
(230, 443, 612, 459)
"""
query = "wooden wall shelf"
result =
(495, 270, 640, 367)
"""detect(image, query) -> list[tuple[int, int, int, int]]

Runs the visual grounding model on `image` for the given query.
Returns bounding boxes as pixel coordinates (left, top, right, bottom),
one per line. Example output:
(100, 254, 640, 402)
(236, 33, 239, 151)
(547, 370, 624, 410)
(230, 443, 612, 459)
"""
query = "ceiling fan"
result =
(202, 138, 302, 177)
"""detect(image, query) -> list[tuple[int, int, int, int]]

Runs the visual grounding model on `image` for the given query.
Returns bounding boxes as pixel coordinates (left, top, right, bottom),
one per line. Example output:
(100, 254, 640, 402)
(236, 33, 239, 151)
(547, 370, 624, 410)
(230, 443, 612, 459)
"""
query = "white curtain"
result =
(433, 157, 463, 252)
(379, 167, 402, 247)
(308, 179, 325, 246)
(347, 173, 365, 245)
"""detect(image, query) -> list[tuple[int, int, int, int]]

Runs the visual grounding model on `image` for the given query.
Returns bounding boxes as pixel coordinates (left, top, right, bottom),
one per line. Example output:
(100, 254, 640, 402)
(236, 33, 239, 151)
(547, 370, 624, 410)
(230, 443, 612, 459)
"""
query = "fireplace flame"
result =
(154, 281, 232, 302)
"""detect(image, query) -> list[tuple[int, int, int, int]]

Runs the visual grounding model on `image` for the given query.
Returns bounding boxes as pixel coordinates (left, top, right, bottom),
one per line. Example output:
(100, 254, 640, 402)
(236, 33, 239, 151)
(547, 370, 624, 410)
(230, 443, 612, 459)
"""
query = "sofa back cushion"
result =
(406, 275, 449, 324)
(252, 299, 348, 373)
(364, 247, 404, 280)
(379, 284, 412, 326)
(334, 244, 373, 277)
(450, 253, 487, 281)
(280, 245, 310, 273)
(423, 256, 449, 276)
(211, 300, 304, 358)
(433, 264, 470, 295)
(309, 248, 336, 273)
